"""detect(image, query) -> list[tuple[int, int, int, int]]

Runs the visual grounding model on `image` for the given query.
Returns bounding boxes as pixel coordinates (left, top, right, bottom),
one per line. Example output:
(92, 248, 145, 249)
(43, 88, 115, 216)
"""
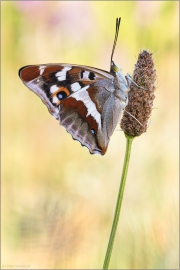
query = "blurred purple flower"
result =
(46, 2, 94, 41)
(15, 1, 44, 14)
(15, 1, 95, 43)
(135, 2, 162, 25)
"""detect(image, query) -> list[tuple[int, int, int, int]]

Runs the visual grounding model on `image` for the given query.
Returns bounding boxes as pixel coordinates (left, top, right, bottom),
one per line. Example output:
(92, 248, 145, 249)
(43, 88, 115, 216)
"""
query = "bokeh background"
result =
(2, 1, 179, 269)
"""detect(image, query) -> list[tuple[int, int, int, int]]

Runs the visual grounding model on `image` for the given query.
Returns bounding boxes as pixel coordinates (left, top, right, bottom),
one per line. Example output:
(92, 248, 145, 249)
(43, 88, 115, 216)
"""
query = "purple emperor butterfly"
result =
(19, 18, 131, 155)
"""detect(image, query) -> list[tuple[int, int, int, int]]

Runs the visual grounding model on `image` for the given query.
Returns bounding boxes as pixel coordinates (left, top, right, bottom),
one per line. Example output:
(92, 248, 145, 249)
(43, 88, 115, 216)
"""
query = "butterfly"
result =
(19, 18, 131, 155)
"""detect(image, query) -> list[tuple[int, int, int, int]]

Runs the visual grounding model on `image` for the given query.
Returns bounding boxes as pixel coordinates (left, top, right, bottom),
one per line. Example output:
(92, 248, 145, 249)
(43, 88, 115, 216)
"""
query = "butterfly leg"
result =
(125, 73, 148, 90)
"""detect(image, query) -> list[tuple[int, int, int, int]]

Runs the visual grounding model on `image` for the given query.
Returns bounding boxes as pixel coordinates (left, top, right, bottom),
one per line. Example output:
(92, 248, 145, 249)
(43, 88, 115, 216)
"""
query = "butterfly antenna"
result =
(110, 17, 121, 67)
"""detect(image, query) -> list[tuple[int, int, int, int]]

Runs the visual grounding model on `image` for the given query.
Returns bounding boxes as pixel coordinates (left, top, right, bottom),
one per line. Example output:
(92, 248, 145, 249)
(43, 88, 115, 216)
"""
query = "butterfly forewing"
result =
(19, 64, 117, 155)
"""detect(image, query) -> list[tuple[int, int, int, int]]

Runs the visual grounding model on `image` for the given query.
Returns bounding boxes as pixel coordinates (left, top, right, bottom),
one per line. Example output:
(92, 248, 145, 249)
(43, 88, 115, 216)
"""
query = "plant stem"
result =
(103, 134, 134, 269)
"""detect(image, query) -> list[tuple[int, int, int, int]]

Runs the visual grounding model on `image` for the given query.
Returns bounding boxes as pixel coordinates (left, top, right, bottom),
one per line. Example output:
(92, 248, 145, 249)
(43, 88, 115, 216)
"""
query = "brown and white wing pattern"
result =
(19, 64, 121, 155)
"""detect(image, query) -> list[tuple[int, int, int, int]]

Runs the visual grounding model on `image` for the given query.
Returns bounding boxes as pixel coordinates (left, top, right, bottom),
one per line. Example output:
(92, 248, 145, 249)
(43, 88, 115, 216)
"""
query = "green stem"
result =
(103, 134, 134, 269)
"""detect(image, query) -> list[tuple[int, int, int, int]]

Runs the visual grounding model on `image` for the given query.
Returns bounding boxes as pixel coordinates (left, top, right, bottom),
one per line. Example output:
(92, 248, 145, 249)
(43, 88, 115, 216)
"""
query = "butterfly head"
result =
(110, 60, 122, 73)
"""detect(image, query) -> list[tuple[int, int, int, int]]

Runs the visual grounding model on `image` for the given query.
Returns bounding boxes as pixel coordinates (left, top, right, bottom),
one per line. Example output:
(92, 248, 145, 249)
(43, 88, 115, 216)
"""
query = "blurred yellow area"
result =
(2, 1, 179, 269)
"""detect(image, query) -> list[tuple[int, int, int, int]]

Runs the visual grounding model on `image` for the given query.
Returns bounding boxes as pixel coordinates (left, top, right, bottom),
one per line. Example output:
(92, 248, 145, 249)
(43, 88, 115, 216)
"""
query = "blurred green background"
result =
(2, 1, 179, 269)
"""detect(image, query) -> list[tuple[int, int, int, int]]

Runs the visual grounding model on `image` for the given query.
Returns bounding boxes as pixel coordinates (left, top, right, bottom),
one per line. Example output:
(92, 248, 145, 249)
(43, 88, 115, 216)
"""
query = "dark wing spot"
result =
(89, 72, 95, 80)
(80, 70, 85, 79)
(43, 81, 49, 88)
(57, 91, 68, 100)
(43, 82, 51, 98)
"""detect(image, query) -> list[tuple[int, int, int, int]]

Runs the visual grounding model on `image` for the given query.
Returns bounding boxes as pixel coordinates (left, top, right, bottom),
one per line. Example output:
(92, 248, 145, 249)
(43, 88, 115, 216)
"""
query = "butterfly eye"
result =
(57, 91, 68, 100)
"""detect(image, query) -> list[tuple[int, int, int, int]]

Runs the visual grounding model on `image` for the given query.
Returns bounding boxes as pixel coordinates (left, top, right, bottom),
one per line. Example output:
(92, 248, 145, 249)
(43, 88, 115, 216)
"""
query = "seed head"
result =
(121, 50, 156, 137)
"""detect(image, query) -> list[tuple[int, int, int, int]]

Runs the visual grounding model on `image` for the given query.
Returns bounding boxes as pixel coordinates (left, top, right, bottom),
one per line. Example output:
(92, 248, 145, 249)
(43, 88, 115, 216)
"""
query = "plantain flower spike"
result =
(121, 49, 156, 137)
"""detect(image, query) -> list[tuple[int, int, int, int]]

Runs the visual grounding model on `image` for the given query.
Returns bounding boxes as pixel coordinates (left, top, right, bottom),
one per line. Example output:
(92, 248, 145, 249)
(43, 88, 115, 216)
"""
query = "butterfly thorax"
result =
(110, 62, 129, 107)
